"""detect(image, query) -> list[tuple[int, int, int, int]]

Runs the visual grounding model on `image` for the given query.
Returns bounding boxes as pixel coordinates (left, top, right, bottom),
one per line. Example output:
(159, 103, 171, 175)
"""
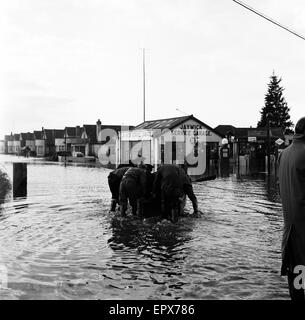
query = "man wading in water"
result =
(152, 164, 200, 222)
(119, 166, 150, 217)
(278, 117, 305, 300)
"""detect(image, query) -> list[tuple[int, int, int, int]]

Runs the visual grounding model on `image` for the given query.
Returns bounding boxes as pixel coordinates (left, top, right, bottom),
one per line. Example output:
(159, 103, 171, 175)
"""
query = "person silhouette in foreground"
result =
(278, 117, 305, 300)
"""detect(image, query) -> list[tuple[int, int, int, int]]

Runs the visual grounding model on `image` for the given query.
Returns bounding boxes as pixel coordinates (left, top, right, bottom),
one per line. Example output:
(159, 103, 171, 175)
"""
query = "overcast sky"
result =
(0, 0, 304, 138)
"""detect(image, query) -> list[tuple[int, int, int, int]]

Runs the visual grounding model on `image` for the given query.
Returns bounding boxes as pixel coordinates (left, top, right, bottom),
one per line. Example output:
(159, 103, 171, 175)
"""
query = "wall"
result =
(0, 141, 5, 154)
(25, 140, 35, 151)
(13, 141, 21, 154)
(55, 138, 65, 152)
(35, 139, 45, 156)
(172, 119, 222, 143)
(119, 119, 222, 168)
(7, 141, 14, 154)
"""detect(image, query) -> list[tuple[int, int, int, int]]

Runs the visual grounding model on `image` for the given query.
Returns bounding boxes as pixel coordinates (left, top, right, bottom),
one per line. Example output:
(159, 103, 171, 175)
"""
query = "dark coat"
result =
(122, 167, 147, 195)
(109, 167, 131, 180)
(107, 167, 131, 200)
(153, 164, 193, 198)
(278, 134, 305, 275)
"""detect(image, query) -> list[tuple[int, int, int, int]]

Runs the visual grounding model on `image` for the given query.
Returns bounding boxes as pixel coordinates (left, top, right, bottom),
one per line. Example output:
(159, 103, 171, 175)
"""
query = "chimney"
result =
(76, 126, 80, 137)
(96, 119, 102, 142)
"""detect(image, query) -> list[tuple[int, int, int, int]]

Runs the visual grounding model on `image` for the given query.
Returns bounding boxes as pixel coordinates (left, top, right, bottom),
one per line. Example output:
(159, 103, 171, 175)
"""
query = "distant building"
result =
(78, 120, 125, 158)
(6, 134, 14, 154)
(58, 126, 82, 154)
(42, 128, 65, 156)
(20, 132, 35, 153)
(13, 134, 21, 155)
(34, 130, 45, 156)
(215, 125, 285, 163)
(120, 115, 223, 170)
(0, 140, 5, 154)
(1, 119, 132, 161)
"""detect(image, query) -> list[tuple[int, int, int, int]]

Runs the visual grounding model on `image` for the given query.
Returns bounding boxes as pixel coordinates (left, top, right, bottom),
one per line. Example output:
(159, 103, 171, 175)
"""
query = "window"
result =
(37, 146, 43, 155)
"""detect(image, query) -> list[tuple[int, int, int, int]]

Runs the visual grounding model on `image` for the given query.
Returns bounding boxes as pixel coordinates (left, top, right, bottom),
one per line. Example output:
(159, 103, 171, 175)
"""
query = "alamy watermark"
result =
(0, 264, 8, 290)
(97, 126, 208, 175)
(293, 265, 305, 290)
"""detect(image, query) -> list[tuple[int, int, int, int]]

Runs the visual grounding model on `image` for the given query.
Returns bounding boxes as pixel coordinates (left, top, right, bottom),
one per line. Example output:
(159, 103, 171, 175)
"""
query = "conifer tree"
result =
(257, 73, 293, 132)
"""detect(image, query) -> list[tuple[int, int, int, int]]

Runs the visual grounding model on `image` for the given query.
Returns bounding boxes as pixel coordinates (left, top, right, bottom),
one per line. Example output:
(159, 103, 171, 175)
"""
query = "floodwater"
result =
(0, 155, 288, 300)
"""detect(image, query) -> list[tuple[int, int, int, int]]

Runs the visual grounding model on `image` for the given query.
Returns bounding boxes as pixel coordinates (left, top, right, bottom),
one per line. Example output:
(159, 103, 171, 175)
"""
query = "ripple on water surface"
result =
(0, 157, 288, 299)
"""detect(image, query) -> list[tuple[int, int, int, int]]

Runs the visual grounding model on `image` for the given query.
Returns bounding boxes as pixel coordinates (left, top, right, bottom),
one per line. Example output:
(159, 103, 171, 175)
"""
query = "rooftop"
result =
(215, 125, 285, 139)
(134, 115, 191, 130)
(33, 131, 43, 140)
(65, 126, 81, 137)
(20, 132, 35, 140)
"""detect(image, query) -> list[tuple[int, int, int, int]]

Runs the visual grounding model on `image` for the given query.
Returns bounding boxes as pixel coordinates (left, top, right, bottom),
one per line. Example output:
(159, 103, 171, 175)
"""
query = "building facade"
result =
(58, 126, 82, 154)
(34, 131, 45, 156)
(13, 134, 21, 155)
(0, 140, 5, 154)
(20, 133, 35, 154)
(119, 115, 223, 173)
(215, 125, 286, 168)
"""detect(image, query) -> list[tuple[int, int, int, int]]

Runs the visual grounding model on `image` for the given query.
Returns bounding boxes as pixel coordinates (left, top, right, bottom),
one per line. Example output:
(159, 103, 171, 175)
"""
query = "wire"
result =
(233, 0, 305, 41)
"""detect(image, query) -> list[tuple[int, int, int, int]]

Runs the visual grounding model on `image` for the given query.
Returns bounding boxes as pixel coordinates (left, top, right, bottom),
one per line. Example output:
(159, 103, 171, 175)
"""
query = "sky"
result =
(0, 0, 305, 138)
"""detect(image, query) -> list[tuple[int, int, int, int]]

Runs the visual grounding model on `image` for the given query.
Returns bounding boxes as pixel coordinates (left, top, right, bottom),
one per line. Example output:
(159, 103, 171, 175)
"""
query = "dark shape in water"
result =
(0, 169, 11, 205)
(13, 163, 27, 198)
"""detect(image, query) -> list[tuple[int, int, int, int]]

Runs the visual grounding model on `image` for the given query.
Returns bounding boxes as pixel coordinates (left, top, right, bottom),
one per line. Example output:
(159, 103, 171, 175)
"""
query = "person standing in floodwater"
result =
(119, 166, 148, 217)
(278, 117, 305, 300)
(152, 164, 199, 221)
(107, 166, 132, 212)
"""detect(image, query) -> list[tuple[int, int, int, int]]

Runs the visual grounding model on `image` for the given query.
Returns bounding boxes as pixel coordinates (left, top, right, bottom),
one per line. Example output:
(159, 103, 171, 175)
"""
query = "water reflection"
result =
(109, 215, 193, 257)
(0, 155, 288, 300)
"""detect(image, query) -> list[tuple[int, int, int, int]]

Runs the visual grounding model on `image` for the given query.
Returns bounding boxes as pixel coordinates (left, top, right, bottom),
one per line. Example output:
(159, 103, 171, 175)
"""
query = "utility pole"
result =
(143, 48, 146, 123)
(64, 129, 67, 167)
(267, 114, 271, 175)
(232, 0, 305, 41)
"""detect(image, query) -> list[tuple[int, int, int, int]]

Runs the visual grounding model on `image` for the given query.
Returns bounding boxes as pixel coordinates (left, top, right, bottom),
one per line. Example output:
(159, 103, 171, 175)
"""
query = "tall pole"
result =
(64, 130, 67, 166)
(143, 48, 146, 123)
(267, 119, 271, 175)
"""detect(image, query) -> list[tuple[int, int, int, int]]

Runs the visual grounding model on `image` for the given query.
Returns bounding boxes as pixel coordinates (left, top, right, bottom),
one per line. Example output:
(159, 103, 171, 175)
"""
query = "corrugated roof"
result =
(134, 115, 190, 130)
(134, 115, 223, 139)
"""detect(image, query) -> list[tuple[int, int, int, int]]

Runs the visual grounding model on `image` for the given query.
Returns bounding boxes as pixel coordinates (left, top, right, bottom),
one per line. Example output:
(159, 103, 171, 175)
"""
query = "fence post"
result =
(13, 163, 27, 198)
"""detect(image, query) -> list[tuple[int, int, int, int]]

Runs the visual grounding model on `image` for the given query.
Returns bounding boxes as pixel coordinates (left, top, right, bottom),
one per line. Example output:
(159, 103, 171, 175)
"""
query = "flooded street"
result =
(0, 155, 288, 300)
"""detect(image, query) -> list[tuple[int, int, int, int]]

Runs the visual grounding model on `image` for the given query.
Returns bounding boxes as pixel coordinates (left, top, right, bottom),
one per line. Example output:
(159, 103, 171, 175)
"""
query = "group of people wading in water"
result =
(108, 163, 201, 222)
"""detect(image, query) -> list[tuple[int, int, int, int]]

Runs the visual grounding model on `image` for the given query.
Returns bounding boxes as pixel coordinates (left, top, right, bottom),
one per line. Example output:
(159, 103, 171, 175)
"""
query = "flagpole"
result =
(143, 48, 146, 122)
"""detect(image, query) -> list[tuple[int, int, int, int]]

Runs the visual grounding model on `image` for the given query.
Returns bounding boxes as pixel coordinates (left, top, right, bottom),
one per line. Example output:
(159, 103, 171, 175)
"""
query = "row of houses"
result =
(0, 120, 126, 158)
(0, 115, 291, 169)
(0, 116, 225, 168)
